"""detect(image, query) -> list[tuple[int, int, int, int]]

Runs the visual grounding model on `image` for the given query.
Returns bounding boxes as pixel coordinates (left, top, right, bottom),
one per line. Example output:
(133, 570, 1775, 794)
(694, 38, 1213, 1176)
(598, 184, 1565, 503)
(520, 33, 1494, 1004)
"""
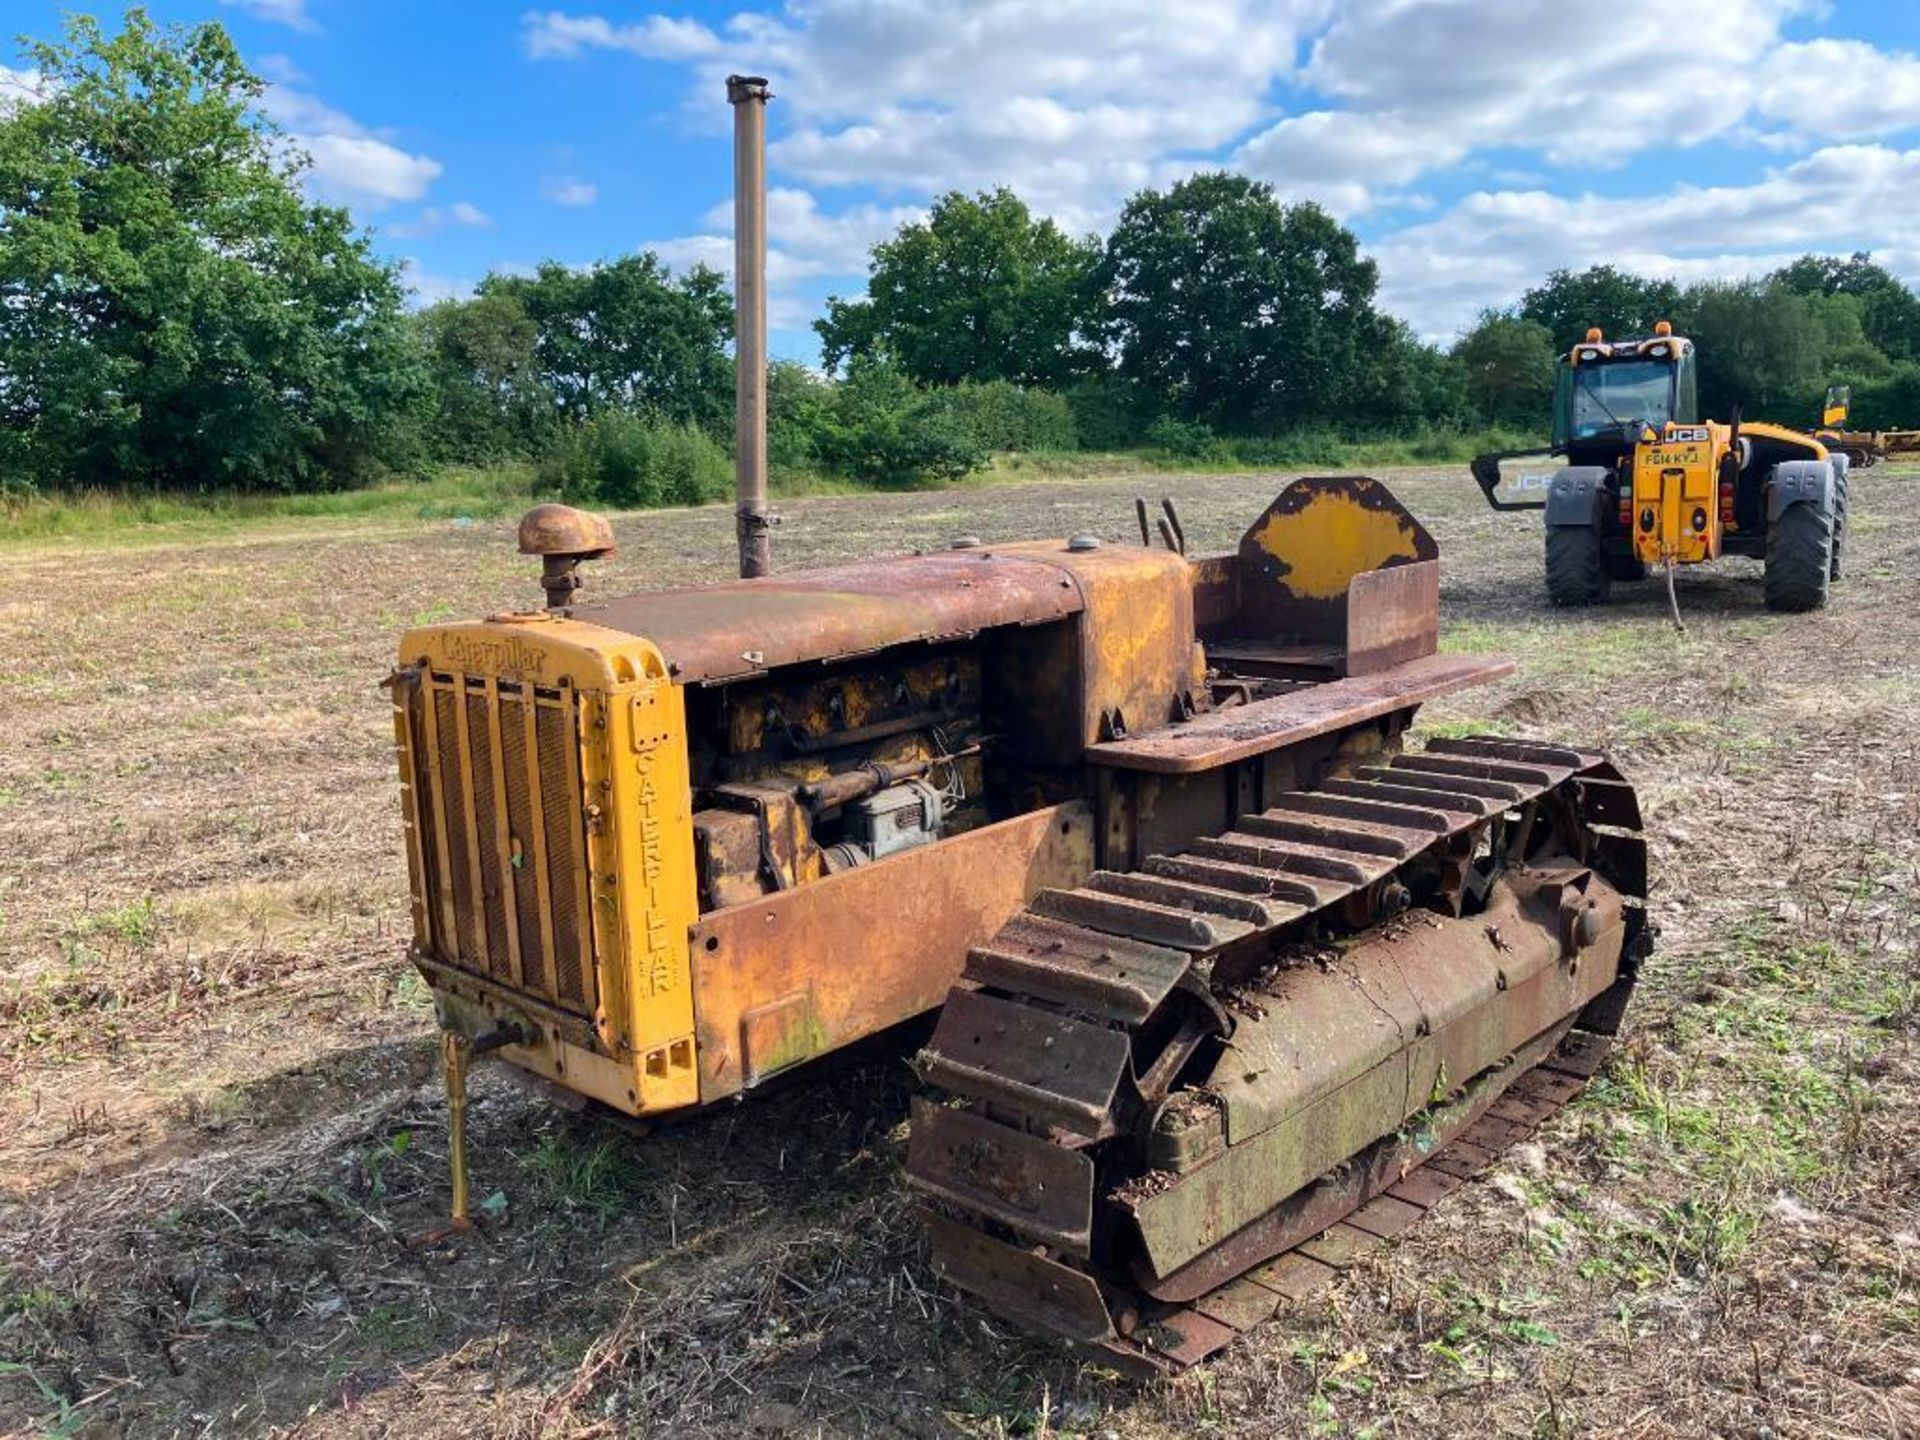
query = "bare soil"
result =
(3, 465, 1916, 1439)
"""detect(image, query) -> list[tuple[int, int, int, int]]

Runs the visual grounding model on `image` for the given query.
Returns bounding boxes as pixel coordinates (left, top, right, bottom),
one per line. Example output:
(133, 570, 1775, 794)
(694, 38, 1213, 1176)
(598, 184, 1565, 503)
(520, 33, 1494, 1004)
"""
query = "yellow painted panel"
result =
(1248, 491, 1426, 601)
(585, 654, 702, 1112)
(398, 613, 702, 1114)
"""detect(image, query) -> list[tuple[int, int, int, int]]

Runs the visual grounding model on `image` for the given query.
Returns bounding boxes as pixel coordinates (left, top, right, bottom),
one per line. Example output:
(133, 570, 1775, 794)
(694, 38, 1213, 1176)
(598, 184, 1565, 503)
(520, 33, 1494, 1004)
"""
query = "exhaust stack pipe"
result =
(728, 74, 773, 578)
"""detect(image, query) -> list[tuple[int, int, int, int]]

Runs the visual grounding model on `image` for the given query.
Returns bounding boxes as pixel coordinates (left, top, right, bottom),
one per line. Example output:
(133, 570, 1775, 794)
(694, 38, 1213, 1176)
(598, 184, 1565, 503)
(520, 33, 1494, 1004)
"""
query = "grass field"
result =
(0, 428, 1536, 545)
(2, 464, 1916, 1437)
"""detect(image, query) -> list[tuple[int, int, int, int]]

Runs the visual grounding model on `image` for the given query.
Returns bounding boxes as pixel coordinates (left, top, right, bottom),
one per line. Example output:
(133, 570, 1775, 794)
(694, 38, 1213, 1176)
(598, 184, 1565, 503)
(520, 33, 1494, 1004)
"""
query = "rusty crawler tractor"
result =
(1471, 323, 1850, 615)
(389, 476, 1650, 1371)
(389, 67, 1646, 1373)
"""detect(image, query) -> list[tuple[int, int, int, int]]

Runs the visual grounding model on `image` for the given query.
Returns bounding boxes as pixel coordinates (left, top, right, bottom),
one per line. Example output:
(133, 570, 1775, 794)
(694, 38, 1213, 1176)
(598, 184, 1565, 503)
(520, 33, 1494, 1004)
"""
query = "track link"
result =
(907, 736, 1648, 1375)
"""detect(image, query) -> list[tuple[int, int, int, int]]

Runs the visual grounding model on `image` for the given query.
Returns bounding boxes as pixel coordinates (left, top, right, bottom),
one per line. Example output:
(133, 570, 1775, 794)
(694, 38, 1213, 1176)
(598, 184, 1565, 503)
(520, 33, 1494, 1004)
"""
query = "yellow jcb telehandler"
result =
(1472, 322, 1849, 613)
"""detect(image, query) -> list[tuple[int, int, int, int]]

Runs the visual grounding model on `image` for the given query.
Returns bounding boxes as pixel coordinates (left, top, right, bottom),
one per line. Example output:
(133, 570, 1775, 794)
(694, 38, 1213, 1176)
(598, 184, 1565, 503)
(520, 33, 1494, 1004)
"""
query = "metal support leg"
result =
(413, 1030, 476, 1246)
(443, 1030, 473, 1232)
(413, 1025, 526, 1245)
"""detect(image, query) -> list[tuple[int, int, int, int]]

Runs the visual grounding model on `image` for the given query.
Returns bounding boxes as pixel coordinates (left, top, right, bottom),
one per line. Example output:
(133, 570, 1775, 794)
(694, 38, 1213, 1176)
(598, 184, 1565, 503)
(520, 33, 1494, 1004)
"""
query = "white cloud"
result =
(1756, 38, 1920, 141)
(522, 10, 723, 61)
(253, 53, 310, 86)
(300, 133, 441, 206)
(699, 188, 925, 276)
(726, 0, 1318, 128)
(0, 64, 52, 114)
(541, 175, 599, 207)
(648, 186, 926, 330)
(1374, 145, 1920, 342)
(1231, 110, 1440, 217)
(258, 83, 442, 209)
(221, 0, 321, 34)
(533, 0, 1920, 346)
(400, 258, 472, 308)
(1235, 0, 1805, 214)
(258, 83, 363, 139)
(387, 201, 493, 239)
(647, 233, 812, 329)
(532, 0, 1326, 231)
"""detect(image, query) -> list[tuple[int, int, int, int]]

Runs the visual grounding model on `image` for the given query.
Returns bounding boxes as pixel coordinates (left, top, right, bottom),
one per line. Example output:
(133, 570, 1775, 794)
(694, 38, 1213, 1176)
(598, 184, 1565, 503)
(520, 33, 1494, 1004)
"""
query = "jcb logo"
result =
(1665, 425, 1710, 443)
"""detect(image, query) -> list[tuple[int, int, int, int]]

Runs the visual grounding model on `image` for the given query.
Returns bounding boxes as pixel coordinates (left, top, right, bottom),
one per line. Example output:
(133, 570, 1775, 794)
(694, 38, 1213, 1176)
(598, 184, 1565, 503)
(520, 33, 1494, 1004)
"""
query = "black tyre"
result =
(1828, 458, 1849, 582)
(1764, 501, 1833, 612)
(1603, 546, 1648, 582)
(1546, 524, 1610, 606)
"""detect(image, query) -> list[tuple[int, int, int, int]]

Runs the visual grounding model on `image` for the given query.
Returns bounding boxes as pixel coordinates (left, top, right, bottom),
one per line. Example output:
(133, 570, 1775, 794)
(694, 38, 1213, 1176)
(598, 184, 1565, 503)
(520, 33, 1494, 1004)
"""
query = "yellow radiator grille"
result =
(397, 670, 598, 1017)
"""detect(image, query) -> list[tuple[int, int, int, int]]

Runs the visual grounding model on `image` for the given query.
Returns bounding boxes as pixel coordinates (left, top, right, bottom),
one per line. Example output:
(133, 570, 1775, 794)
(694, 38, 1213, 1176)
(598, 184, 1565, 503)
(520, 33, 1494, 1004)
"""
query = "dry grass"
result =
(2, 465, 1917, 1438)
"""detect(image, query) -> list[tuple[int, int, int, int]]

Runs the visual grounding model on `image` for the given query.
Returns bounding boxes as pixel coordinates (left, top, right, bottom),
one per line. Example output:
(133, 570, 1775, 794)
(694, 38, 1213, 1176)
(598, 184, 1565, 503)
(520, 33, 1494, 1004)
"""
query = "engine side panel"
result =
(688, 801, 1094, 1100)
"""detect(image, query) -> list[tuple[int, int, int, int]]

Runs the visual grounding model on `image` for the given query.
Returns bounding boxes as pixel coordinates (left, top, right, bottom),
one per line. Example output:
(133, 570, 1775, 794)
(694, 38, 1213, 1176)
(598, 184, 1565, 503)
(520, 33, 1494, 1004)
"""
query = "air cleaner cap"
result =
(519, 504, 616, 612)
(518, 503, 616, 560)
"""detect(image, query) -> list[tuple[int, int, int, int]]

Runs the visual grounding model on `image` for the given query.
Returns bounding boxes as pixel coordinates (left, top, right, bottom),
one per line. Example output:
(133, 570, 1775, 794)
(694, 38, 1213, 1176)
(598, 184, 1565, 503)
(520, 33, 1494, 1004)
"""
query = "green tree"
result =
(414, 289, 551, 460)
(536, 411, 730, 510)
(1452, 311, 1558, 428)
(0, 9, 422, 491)
(1519, 265, 1683, 351)
(1098, 173, 1380, 431)
(1771, 252, 1920, 362)
(766, 358, 833, 471)
(1353, 315, 1470, 432)
(1853, 360, 1920, 429)
(480, 255, 732, 430)
(1803, 290, 1893, 405)
(926, 380, 1078, 452)
(809, 358, 987, 486)
(817, 188, 1099, 388)
(1672, 279, 1824, 418)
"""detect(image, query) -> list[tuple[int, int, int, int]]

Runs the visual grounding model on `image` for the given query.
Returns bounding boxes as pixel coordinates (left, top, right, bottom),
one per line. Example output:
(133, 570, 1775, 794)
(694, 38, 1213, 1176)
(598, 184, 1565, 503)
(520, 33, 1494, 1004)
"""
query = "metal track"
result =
(907, 736, 1647, 1376)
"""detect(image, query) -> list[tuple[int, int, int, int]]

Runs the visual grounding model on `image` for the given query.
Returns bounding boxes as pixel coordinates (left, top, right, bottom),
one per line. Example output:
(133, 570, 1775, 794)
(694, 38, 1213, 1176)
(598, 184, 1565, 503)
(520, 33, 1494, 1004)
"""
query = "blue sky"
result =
(7, 1, 1920, 360)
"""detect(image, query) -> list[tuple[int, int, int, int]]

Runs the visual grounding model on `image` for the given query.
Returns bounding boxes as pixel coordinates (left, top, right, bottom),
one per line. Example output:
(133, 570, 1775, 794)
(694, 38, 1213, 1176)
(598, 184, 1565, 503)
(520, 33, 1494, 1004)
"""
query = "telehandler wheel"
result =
(1764, 500, 1833, 612)
(1546, 524, 1609, 605)
(1828, 457, 1850, 582)
(1603, 547, 1648, 582)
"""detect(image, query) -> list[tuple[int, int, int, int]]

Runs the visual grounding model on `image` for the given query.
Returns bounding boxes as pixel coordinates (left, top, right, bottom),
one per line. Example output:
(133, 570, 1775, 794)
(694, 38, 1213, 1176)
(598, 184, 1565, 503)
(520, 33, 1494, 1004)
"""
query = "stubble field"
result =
(2, 464, 1916, 1438)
